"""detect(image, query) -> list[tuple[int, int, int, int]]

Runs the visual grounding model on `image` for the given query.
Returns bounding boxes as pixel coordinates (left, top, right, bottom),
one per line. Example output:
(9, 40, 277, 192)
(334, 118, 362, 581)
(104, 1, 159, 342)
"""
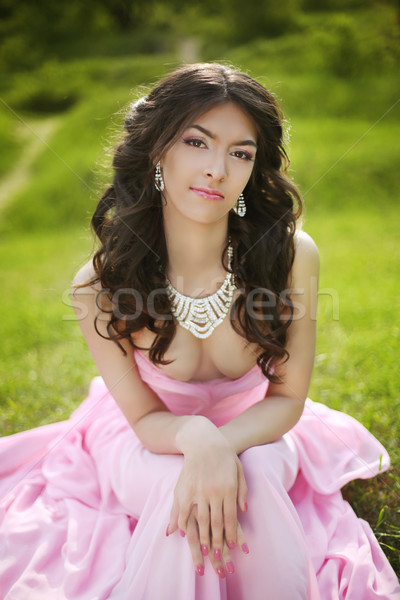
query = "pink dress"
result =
(0, 350, 399, 599)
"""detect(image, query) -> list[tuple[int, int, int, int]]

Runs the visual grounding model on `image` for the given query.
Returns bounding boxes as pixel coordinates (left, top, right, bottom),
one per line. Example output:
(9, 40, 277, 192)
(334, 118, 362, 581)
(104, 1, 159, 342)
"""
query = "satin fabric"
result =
(0, 349, 399, 599)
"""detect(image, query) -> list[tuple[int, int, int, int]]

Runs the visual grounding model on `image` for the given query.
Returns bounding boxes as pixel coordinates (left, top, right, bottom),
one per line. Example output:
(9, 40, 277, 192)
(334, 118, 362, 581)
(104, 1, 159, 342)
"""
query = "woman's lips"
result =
(190, 187, 225, 200)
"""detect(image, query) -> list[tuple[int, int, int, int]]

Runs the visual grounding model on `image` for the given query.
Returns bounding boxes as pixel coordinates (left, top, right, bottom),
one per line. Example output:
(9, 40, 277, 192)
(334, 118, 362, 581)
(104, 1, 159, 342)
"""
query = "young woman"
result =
(0, 63, 398, 599)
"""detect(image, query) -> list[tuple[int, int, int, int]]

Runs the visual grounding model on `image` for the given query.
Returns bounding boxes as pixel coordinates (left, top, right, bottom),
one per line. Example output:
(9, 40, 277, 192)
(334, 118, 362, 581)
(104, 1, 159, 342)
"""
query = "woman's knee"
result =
(109, 440, 184, 514)
(239, 436, 298, 491)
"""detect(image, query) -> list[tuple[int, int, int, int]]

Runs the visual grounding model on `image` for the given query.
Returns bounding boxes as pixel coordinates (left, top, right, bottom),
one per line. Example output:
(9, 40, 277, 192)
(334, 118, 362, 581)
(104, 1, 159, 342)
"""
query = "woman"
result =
(0, 63, 398, 599)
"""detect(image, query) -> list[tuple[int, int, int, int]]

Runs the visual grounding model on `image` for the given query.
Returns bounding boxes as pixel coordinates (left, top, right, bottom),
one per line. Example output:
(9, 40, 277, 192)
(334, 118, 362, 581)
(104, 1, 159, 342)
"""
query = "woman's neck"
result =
(163, 215, 229, 296)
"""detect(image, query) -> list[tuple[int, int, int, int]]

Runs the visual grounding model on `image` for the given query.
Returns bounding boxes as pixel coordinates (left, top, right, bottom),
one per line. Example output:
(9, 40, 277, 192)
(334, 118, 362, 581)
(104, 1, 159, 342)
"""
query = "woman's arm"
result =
(219, 231, 320, 454)
(71, 261, 218, 454)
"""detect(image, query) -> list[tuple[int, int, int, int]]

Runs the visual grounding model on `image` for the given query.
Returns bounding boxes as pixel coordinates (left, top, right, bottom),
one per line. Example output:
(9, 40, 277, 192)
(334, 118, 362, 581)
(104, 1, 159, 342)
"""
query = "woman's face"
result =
(160, 102, 257, 224)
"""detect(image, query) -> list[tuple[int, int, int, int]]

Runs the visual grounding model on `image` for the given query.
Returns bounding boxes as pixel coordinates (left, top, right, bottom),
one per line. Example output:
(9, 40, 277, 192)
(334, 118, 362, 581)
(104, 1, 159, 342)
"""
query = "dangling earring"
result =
(154, 161, 164, 192)
(234, 193, 246, 217)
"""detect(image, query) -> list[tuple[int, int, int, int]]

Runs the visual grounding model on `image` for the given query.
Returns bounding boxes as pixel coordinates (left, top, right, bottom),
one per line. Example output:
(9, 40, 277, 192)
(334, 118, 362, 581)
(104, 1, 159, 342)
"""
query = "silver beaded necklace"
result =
(165, 242, 236, 339)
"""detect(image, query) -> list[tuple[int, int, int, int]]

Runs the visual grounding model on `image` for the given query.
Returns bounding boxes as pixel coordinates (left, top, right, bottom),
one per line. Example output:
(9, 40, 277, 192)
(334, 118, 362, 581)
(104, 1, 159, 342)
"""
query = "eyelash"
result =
(232, 150, 253, 161)
(183, 138, 254, 162)
(184, 137, 206, 149)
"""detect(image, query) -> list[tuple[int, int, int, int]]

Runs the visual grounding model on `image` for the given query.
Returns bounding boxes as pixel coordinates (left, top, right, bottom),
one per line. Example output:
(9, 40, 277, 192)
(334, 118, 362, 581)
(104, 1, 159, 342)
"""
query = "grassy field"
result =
(0, 26, 399, 573)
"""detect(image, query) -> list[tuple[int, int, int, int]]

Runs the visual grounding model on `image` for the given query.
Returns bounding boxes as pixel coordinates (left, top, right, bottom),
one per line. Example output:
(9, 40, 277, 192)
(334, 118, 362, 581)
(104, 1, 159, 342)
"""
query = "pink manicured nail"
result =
(179, 529, 185, 537)
(226, 561, 235, 574)
(217, 567, 226, 579)
(201, 545, 208, 556)
(227, 541, 235, 550)
(214, 548, 221, 560)
(244, 501, 248, 513)
(241, 543, 250, 554)
(165, 524, 169, 536)
(197, 565, 204, 576)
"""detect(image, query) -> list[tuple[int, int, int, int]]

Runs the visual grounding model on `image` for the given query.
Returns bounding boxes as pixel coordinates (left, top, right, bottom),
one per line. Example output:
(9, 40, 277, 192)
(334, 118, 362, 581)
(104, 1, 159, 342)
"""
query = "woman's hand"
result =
(167, 417, 248, 573)
(183, 505, 249, 578)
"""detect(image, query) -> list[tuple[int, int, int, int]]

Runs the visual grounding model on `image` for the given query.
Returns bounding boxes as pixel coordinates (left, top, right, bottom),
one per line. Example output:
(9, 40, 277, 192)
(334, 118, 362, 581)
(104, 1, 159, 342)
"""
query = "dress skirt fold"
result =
(0, 350, 399, 599)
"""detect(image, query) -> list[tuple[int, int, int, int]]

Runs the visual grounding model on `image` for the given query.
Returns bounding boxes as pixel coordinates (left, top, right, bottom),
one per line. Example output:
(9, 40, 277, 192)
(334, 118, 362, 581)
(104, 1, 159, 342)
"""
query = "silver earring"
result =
(227, 238, 233, 270)
(154, 161, 164, 192)
(234, 193, 246, 217)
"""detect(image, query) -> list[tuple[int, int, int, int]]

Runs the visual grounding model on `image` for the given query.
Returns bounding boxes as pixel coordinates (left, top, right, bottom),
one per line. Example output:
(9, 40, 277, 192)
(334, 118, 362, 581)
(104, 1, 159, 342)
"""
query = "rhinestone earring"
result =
(154, 161, 164, 192)
(234, 193, 246, 217)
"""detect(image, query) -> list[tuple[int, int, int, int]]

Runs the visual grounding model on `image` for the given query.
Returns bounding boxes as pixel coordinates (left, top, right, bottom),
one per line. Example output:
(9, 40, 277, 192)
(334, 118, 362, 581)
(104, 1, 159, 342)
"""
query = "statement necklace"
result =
(165, 242, 236, 339)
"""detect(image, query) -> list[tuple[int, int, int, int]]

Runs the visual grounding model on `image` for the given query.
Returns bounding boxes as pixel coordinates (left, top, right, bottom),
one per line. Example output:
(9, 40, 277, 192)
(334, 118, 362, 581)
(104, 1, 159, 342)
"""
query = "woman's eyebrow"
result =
(190, 124, 257, 148)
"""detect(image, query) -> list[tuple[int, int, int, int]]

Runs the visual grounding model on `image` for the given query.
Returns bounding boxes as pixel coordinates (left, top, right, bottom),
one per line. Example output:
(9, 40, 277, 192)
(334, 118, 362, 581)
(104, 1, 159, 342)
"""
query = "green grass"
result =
(306, 206, 400, 570)
(0, 29, 399, 573)
(0, 54, 181, 234)
(0, 228, 97, 434)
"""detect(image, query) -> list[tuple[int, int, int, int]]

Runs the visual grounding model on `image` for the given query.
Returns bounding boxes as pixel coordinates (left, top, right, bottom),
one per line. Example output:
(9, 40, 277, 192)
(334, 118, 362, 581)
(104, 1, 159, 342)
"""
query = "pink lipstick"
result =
(190, 187, 224, 201)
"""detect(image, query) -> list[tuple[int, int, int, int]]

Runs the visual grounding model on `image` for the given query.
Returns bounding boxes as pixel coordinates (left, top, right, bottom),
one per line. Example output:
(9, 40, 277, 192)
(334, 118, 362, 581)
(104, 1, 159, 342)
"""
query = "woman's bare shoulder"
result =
(291, 230, 320, 284)
(294, 229, 319, 258)
(71, 258, 98, 289)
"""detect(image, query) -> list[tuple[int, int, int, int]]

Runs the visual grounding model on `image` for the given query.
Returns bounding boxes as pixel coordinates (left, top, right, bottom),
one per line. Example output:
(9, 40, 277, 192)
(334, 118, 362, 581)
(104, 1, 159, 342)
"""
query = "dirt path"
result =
(0, 116, 61, 211)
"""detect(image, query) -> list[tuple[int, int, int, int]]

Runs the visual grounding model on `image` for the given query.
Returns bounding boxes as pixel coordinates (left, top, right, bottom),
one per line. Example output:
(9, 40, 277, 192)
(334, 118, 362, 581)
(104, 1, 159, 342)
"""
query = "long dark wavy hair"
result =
(81, 63, 303, 382)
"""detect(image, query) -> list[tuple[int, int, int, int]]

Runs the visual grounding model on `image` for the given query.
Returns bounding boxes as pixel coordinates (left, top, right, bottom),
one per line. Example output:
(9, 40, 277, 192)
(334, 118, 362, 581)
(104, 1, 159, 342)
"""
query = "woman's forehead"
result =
(184, 102, 258, 142)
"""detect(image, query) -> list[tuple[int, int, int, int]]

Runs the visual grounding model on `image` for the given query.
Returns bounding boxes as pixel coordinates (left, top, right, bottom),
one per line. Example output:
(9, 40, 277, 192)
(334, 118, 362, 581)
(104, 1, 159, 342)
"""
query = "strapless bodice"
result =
(133, 350, 269, 427)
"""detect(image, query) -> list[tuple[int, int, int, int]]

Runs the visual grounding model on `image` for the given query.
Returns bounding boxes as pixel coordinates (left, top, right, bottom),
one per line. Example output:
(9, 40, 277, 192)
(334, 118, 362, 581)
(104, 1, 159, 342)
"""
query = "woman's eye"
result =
(183, 138, 206, 149)
(232, 150, 253, 161)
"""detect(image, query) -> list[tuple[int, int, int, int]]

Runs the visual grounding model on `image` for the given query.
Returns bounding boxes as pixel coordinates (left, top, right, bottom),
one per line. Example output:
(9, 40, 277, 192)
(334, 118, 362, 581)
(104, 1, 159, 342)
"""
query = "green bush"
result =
(2, 54, 177, 115)
(225, 0, 302, 41)
(310, 12, 400, 77)
(4, 60, 84, 114)
(302, 0, 372, 10)
(229, 8, 399, 80)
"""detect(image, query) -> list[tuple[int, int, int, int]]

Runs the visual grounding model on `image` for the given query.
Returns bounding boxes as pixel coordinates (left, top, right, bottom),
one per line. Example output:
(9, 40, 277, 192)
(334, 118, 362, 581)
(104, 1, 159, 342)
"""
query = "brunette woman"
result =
(0, 63, 398, 599)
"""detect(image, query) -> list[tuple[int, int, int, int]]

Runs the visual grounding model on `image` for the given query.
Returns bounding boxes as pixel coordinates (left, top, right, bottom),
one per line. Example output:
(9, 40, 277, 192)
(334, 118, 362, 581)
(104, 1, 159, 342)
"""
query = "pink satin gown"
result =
(0, 350, 399, 599)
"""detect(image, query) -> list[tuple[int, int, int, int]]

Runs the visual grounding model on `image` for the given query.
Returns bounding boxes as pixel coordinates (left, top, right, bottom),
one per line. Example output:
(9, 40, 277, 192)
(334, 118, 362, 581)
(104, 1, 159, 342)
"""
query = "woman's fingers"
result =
(236, 519, 250, 555)
(167, 494, 180, 536)
(168, 473, 196, 537)
(222, 539, 235, 575)
(196, 499, 211, 558)
(209, 520, 249, 578)
(209, 538, 233, 579)
(186, 512, 205, 576)
(223, 494, 238, 548)
(208, 542, 229, 579)
(208, 497, 239, 580)
(171, 505, 249, 579)
(176, 496, 192, 535)
(168, 488, 192, 537)
(210, 499, 224, 560)
(236, 457, 248, 514)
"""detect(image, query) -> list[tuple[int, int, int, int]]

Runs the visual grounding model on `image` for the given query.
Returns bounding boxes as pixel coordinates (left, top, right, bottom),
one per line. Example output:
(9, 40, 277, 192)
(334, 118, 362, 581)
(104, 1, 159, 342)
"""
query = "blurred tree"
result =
(0, 0, 163, 71)
(96, 0, 154, 30)
(301, 0, 368, 9)
(221, 0, 302, 40)
(0, 0, 398, 74)
(301, 0, 399, 15)
(0, 0, 107, 71)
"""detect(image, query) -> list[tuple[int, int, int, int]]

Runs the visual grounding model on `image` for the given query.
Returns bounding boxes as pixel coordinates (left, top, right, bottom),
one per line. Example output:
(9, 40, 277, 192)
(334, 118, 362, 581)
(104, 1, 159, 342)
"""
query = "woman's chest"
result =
(132, 314, 260, 382)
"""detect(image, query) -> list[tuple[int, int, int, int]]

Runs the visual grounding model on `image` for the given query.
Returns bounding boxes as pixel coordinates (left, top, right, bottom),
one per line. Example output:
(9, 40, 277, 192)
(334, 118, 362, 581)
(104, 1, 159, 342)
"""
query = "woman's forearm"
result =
(133, 395, 304, 457)
(219, 395, 305, 455)
(133, 410, 222, 455)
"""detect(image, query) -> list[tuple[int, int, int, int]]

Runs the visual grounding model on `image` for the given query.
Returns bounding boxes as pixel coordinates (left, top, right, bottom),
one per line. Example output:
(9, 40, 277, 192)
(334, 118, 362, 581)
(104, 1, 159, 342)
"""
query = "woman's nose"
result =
(204, 155, 227, 181)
